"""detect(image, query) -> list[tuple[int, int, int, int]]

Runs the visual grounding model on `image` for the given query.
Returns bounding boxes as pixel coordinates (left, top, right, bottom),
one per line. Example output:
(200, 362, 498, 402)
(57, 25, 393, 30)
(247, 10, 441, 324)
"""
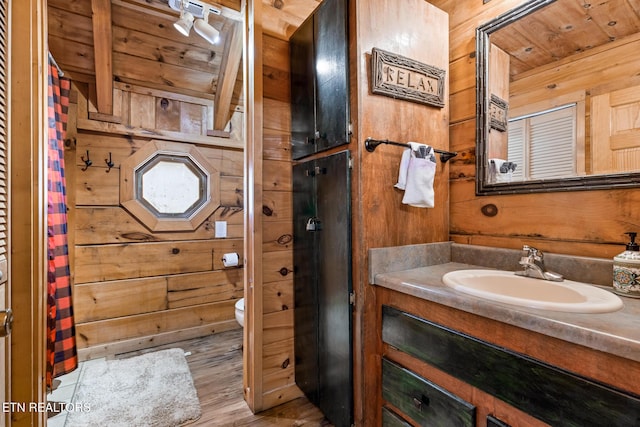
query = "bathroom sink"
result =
(442, 269, 623, 313)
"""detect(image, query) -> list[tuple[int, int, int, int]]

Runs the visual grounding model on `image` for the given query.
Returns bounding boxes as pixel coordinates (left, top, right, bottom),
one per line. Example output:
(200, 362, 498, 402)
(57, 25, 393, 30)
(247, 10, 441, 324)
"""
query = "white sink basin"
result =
(442, 269, 623, 313)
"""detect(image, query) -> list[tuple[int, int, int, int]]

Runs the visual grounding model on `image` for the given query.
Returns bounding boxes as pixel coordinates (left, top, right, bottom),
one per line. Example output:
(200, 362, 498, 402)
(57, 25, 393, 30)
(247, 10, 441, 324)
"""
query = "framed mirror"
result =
(476, 0, 640, 195)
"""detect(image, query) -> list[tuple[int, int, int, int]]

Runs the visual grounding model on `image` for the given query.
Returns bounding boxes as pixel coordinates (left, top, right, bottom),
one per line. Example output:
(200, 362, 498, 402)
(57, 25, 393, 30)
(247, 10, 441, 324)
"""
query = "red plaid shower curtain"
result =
(46, 58, 78, 390)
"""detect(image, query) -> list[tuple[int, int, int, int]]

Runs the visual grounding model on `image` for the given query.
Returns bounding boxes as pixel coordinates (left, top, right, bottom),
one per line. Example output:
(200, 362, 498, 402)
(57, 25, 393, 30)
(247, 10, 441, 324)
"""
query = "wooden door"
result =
(592, 84, 640, 174)
(0, 0, 9, 425)
(9, 1, 49, 426)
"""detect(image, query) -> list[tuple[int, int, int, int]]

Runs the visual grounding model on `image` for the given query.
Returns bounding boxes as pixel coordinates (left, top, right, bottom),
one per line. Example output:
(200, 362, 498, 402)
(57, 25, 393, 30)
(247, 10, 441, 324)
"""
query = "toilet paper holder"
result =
(222, 252, 241, 268)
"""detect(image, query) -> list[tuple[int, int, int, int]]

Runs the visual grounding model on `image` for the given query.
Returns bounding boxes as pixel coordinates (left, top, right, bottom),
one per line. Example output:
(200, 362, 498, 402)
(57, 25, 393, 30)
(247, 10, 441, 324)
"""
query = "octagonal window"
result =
(120, 140, 221, 232)
(136, 154, 208, 218)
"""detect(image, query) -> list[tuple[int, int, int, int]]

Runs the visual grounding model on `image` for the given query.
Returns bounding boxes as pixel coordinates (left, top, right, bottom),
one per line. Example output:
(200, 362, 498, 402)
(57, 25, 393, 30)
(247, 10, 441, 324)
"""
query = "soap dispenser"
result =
(613, 232, 640, 297)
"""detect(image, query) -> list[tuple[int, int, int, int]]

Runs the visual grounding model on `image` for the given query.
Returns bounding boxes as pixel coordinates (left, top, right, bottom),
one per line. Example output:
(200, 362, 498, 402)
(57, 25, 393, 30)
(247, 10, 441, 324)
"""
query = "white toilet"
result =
(235, 298, 244, 327)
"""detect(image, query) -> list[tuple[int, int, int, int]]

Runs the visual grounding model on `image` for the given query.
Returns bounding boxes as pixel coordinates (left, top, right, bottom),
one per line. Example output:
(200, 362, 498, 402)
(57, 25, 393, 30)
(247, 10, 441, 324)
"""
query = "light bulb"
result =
(174, 11, 194, 37)
(194, 17, 220, 44)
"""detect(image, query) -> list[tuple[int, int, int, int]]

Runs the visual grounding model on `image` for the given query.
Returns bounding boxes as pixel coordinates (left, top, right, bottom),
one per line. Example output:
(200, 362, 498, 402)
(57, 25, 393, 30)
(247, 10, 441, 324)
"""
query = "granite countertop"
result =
(370, 242, 640, 363)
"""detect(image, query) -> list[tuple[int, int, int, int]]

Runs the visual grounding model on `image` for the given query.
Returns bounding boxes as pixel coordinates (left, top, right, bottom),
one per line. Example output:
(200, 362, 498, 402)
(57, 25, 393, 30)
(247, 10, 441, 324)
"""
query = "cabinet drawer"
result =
(382, 358, 475, 427)
(487, 415, 511, 427)
(382, 406, 412, 427)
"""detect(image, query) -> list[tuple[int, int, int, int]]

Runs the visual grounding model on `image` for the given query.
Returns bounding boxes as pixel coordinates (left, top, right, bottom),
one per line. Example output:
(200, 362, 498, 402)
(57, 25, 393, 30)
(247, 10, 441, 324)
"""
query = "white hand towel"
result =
(489, 158, 506, 170)
(488, 158, 512, 183)
(394, 148, 411, 190)
(395, 142, 434, 190)
(487, 158, 504, 184)
(401, 144, 436, 208)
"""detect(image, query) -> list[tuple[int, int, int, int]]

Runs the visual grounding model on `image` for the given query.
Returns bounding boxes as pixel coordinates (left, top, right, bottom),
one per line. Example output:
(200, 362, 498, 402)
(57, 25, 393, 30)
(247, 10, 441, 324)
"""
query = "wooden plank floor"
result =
(119, 329, 333, 426)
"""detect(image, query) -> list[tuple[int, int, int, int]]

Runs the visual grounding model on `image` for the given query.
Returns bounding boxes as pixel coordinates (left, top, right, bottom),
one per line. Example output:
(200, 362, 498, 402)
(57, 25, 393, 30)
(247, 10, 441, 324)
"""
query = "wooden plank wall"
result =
(259, 34, 300, 408)
(47, 0, 243, 104)
(68, 83, 245, 359)
(256, 0, 454, 416)
(431, 0, 640, 259)
(353, 1, 450, 424)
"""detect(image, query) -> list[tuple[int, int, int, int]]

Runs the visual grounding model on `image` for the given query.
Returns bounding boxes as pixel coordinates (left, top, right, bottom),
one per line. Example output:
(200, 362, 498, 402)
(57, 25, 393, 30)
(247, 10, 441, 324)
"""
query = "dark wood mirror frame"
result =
(475, 0, 640, 195)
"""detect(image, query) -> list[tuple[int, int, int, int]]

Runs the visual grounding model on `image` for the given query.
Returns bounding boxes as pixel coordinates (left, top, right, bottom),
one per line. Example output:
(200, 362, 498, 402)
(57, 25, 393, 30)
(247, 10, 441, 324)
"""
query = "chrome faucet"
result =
(515, 245, 564, 281)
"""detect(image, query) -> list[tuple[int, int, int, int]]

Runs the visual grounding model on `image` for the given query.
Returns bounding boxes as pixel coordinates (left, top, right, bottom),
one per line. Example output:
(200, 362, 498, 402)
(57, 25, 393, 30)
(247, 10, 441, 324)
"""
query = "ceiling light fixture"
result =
(169, 0, 222, 43)
(173, 0, 195, 37)
(174, 10, 194, 36)
(194, 10, 220, 44)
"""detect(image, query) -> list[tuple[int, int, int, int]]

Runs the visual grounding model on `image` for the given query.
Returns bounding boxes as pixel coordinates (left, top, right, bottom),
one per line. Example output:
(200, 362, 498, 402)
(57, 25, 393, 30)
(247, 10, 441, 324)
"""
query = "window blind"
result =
(508, 104, 576, 181)
(507, 120, 525, 181)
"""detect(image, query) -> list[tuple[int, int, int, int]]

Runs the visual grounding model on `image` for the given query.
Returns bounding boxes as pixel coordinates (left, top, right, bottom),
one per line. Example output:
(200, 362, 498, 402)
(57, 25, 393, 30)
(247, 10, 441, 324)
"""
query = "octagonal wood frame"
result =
(120, 140, 220, 232)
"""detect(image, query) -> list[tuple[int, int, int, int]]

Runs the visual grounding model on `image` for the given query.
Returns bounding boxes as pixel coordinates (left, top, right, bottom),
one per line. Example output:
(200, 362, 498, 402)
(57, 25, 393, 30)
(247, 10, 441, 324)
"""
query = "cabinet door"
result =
(290, 15, 316, 160)
(315, 151, 352, 427)
(314, 0, 350, 154)
(292, 160, 319, 401)
(292, 151, 353, 427)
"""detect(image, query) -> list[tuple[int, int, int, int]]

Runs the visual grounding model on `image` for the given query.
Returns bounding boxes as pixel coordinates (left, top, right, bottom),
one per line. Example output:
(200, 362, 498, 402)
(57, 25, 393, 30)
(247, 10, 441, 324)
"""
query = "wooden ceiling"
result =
(490, 0, 640, 80)
(47, 0, 320, 130)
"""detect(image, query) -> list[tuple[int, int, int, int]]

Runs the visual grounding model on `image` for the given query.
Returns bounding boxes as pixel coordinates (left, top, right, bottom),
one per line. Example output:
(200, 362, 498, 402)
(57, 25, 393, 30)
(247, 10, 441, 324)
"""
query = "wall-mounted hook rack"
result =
(81, 150, 92, 171)
(364, 137, 458, 163)
(105, 152, 114, 173)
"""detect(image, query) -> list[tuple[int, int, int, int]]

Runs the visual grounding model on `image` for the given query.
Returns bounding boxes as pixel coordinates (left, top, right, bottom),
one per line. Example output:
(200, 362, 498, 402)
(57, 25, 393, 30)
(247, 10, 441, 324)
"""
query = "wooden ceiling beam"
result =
(212, 20, 243, 131)
(91, 0, 114, 115)
(113, 0, 243, 23)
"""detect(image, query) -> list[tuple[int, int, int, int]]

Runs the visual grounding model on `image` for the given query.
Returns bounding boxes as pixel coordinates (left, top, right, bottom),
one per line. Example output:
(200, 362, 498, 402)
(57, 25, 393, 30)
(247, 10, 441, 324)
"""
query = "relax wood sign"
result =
(371, 47, 446, 108)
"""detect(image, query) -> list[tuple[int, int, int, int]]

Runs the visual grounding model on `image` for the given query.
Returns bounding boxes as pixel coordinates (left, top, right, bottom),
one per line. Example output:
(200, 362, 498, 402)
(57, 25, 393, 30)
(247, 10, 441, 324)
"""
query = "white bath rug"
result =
(65, 348, 201, 427)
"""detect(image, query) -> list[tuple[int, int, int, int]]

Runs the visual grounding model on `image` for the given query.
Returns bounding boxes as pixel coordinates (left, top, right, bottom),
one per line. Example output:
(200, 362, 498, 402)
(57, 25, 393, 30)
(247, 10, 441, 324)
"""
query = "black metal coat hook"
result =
(105, 152, 114, 173)
(81, 150, 92, 171)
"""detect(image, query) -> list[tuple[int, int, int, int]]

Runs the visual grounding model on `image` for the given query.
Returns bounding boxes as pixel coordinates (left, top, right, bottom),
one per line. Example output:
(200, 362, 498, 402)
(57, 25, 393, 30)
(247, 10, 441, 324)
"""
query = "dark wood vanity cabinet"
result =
(289, 0, 350, 160)
(381, 305, 640, 427)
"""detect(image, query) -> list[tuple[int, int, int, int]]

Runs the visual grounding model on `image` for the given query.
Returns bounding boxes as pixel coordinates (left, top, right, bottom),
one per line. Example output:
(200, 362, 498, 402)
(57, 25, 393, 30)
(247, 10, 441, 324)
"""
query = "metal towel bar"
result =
(364, 137, 458, 163)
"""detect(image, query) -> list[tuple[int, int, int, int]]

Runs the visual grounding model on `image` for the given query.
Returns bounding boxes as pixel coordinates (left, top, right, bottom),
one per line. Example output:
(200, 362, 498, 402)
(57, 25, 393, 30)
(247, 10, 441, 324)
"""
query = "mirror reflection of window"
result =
(477, 0, 640, 194)
(507, 104, 577, 181)
(507, 104, 576, 181)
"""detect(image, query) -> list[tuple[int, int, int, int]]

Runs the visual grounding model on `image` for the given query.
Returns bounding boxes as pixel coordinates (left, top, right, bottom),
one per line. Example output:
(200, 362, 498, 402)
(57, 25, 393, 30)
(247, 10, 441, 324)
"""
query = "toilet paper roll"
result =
(222, 252, 239, 268)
